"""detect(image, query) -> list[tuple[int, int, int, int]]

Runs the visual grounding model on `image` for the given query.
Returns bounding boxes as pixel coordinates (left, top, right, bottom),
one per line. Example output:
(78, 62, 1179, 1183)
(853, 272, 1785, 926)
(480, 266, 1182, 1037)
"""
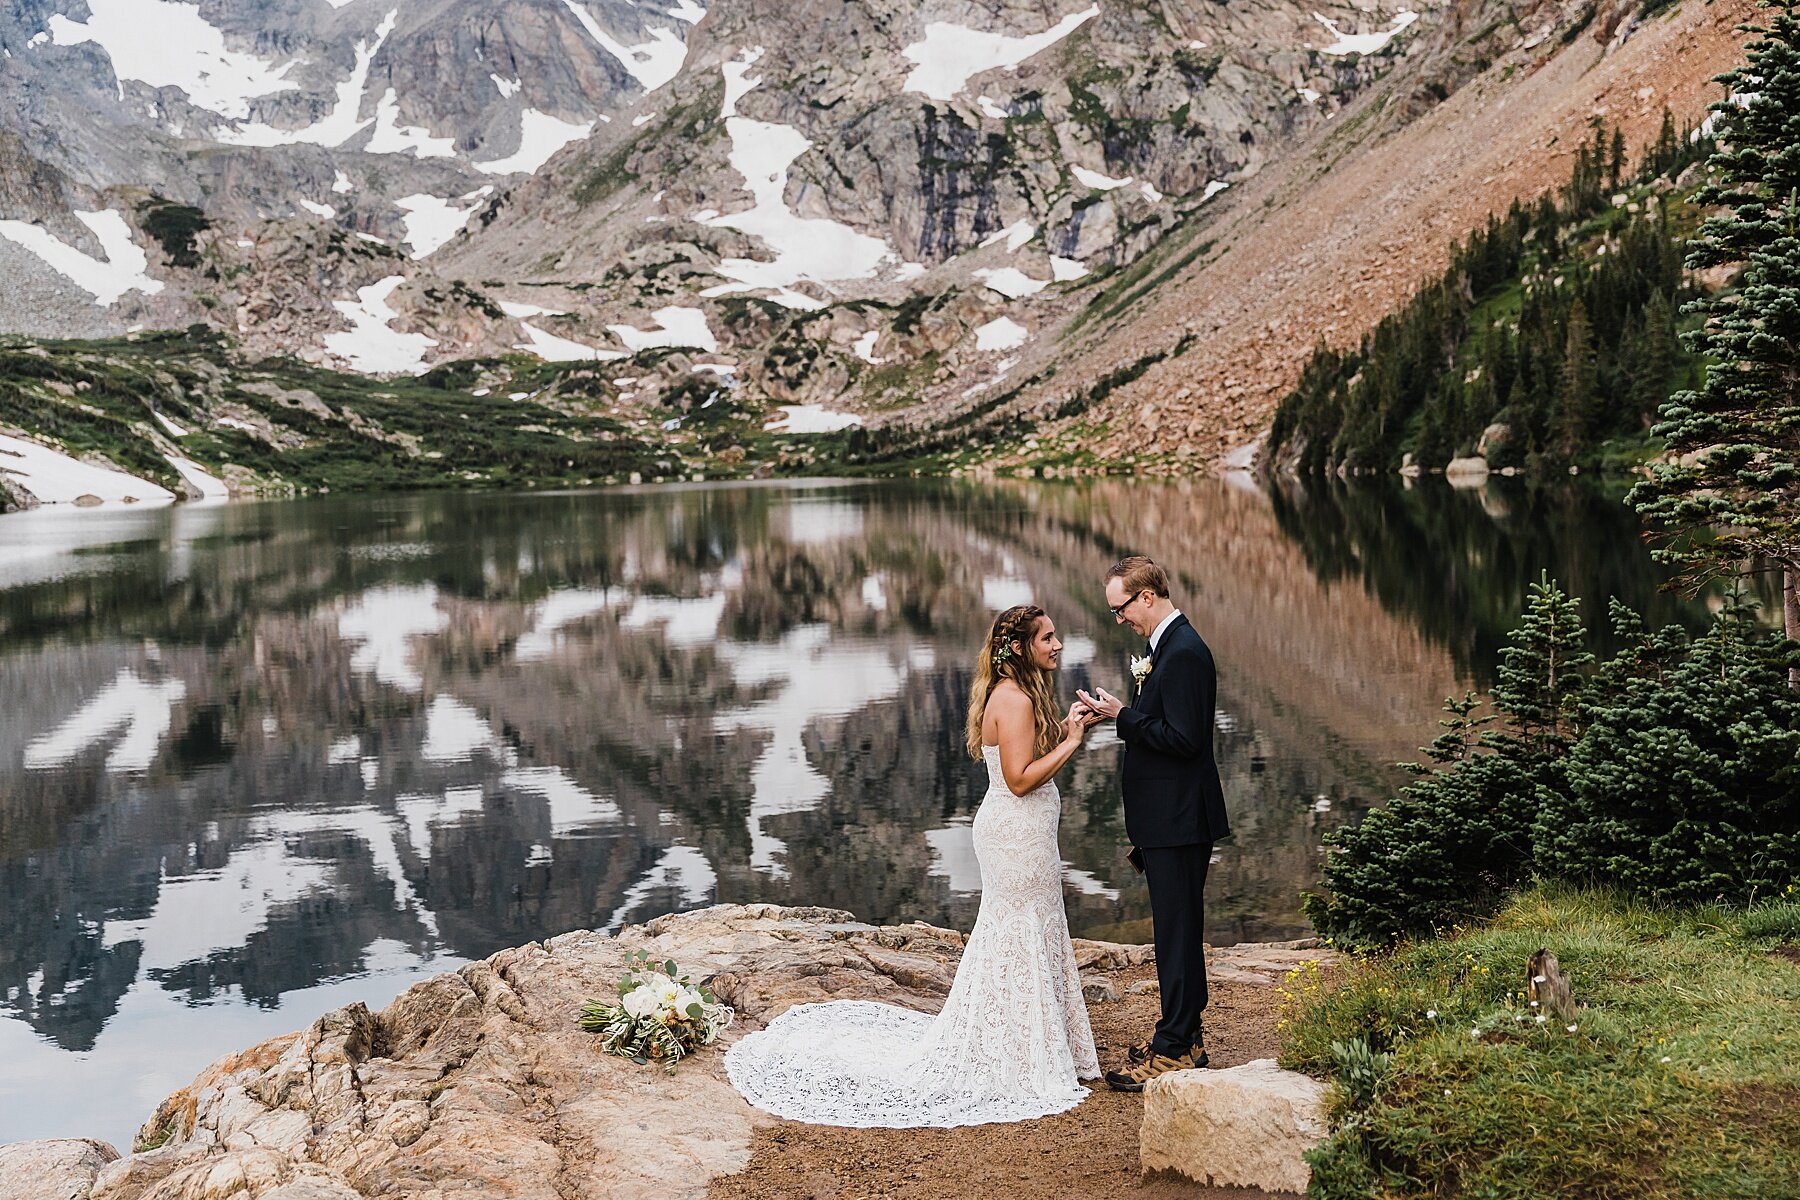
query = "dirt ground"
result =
(707, 963, 1296, 1200)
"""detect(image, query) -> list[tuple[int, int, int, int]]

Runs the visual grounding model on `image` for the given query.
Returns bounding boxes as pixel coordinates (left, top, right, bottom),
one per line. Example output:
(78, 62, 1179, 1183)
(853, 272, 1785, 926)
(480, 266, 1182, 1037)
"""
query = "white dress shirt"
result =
(1149, 608, 1184, 654)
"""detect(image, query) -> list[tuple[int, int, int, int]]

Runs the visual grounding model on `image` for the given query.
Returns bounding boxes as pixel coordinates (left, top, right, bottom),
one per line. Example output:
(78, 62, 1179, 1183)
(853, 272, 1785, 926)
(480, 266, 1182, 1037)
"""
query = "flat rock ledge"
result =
(1140, 1058, 1330, 1195)
(0, 905, 1333, 1200)
(0, 1139, 121, 1200)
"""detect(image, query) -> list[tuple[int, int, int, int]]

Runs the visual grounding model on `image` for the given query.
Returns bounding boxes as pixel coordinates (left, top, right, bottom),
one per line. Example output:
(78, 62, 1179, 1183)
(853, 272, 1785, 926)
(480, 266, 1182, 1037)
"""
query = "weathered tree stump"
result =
(1527, 948, 1576, 1022)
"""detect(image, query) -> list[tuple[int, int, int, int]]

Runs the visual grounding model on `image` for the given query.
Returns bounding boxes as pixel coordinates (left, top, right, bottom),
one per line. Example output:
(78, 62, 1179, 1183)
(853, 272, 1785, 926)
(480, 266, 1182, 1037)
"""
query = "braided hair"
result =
(965, 604, 1063, 760)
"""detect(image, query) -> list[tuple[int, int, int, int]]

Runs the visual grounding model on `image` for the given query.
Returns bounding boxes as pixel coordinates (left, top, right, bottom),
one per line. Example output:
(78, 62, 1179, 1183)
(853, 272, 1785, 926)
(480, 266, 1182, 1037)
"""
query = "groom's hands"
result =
(1076, 686, 1124, 720)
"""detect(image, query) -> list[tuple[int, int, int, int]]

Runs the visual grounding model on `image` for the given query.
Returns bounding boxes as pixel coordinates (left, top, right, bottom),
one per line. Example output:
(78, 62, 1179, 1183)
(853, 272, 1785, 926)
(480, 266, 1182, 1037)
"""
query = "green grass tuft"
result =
(1283, 884, 1800, 1200)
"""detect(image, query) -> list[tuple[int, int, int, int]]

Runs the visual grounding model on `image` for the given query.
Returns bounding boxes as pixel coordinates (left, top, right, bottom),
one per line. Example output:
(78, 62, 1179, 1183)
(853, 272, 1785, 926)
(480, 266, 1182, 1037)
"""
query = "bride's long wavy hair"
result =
(965, 604, 1062, 761)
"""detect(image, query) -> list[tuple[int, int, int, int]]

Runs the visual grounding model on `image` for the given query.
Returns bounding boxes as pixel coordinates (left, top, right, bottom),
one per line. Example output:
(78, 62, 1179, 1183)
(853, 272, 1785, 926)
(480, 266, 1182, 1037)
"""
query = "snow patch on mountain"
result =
(901, 5, 1098, 101)
(216, 10, 394, 148)
(166, 454, 230, 501)
(49, 0, 296, 120)
(514, 322, 623, 362)
(974, 316, 1028, 351)
(766, 406, 862, 433)
(0, 210, 163, 306)
(698, 53, 900, 310)
(607, 306, 718, 352)
(973, 267, 1047, 298)
(367, 88, 456, 157)
(720, 47, 765, 118)
(498, 300, 568, 319)
(1072, 165, 1130, 190)
(0, 433, 175, 507)
(561, 0, 694, 92)
(978, 220, 1035, 251)
(1312, 10, 1418, 55)
(475, 109, 595, 175)
(395, 193, 485, 257)
(324, 276, 437, 373)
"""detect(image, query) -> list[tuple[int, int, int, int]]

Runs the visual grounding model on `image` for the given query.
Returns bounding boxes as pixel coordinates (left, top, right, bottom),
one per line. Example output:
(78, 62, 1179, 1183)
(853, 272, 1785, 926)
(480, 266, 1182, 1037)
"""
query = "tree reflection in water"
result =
(0, 476, 1712, 1144)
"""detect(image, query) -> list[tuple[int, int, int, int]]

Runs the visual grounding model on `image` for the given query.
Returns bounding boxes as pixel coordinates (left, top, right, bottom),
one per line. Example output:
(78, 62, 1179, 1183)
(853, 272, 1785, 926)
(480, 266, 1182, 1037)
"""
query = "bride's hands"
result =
(1064, 701, 1099, 742)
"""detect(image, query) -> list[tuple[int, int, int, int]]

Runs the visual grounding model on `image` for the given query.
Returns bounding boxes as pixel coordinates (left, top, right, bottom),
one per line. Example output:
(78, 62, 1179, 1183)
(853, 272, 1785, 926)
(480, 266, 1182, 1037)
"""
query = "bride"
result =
(725, 603, 1103, 1126)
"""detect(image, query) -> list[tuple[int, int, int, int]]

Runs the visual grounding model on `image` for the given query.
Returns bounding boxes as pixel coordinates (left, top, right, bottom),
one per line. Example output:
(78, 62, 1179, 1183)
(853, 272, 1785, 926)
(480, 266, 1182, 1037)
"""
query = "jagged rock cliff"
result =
(0, 1, 1452, 371)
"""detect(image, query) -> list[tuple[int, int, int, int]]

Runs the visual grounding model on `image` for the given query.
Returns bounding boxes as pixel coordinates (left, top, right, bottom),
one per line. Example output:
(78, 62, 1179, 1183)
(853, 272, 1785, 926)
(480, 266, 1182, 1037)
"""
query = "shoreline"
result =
(0, 904, 1337, 1199)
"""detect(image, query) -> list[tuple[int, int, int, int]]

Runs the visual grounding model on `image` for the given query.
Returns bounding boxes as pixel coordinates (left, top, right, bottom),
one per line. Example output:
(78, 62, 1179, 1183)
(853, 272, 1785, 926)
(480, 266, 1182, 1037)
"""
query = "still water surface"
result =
(0, 476, 1704, 1147)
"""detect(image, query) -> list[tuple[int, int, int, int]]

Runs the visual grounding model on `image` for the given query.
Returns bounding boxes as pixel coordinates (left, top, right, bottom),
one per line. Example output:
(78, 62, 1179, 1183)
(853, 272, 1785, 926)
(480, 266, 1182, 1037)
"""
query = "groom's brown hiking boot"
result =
(1105, 1045, 1204, 1092)
(1126, 1025, 1205, 1065)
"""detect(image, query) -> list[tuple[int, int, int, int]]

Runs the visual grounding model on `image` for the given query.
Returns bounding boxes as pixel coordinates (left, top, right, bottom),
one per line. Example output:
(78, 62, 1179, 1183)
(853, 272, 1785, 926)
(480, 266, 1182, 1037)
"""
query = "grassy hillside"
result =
(1284, 886, 1800, 1199)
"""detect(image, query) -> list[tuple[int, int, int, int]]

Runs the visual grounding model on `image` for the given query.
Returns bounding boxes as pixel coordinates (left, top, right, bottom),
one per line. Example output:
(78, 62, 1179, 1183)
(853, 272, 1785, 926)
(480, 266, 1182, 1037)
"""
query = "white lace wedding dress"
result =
(725, 744, 1100, 1126)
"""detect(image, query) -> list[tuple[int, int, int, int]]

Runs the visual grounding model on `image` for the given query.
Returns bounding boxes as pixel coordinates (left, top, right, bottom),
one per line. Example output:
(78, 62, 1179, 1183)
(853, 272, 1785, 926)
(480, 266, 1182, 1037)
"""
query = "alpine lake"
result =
(0, 474, 1715, 1149)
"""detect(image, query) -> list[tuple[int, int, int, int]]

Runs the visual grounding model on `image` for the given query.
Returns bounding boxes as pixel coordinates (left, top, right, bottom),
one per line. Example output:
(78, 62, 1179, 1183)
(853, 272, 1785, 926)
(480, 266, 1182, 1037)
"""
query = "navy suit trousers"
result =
(1141, 842, 1212, 1057)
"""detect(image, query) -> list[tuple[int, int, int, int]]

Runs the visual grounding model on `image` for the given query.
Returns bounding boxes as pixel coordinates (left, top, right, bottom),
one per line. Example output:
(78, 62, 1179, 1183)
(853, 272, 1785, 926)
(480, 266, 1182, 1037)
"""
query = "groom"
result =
(1078, 555, 1231, 1091)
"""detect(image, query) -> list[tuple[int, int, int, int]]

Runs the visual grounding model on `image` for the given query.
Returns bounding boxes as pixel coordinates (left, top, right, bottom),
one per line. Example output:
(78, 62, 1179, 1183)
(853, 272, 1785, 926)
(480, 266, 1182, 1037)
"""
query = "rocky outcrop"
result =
(1140, 1058, 1329, 1193)
(0, 1139, 120, 1200)
(0, 905, 1333, 1200)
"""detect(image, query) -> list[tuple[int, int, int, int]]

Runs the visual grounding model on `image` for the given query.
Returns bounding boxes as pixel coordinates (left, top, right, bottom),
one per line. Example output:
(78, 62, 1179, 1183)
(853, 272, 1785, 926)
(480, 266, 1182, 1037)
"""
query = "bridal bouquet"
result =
(578, 949, 733, 1072)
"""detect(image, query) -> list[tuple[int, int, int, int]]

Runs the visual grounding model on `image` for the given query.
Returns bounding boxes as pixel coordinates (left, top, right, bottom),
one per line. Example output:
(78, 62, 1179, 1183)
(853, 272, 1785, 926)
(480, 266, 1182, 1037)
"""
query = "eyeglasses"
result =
(1109, 591, 1146, 618)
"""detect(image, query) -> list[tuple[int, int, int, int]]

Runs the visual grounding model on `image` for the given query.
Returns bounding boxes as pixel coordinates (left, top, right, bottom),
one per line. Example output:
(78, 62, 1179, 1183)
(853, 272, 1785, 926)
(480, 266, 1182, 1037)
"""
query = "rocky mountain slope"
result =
(1002, 0, 1761, 471)
(0, 0, 1760, 488)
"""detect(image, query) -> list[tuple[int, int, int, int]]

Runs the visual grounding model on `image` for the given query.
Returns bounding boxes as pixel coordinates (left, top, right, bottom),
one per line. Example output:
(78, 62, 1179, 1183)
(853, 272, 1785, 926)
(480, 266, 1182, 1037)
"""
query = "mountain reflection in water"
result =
(0, 476, 1704, 1146)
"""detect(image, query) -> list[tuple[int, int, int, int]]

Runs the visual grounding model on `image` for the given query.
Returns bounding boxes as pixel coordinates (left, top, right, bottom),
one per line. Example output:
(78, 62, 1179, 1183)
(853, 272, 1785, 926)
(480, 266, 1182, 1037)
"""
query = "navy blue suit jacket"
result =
(1116, 613, 1232, 848)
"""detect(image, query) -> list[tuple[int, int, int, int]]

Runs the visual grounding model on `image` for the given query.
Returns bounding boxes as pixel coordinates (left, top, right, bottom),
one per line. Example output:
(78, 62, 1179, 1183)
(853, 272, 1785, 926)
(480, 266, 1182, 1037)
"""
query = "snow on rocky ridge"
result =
(324, 276, 436, 374)
(696, 48, 919, 311)
(1311, 9, 1419, 55)
(901, 5, 1099, 100)
(26, 0, 706, 175)
(0, 210, 163, 306)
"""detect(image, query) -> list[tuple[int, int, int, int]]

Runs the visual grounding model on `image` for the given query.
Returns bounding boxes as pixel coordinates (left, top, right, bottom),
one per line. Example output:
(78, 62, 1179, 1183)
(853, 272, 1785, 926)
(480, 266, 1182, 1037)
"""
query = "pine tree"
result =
(1555, 295, 1601, 454)
(1489, 572, 1593, 760)
(1648, 107, 1682, 177)
(1629, 0, 1800, 686)
(1638, 290, 1677, 419)
(1532, 609, 1800, 901)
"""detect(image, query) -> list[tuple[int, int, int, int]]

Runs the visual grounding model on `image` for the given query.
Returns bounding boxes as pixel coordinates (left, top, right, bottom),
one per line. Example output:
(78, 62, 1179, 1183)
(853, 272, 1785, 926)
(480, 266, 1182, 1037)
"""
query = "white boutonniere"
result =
(1129, 655, 1152, 690)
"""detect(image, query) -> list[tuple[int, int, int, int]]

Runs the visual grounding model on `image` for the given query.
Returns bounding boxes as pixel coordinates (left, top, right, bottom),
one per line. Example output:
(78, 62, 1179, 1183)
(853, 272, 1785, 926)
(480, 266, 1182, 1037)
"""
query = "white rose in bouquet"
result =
(621, 986, 660, 1020)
